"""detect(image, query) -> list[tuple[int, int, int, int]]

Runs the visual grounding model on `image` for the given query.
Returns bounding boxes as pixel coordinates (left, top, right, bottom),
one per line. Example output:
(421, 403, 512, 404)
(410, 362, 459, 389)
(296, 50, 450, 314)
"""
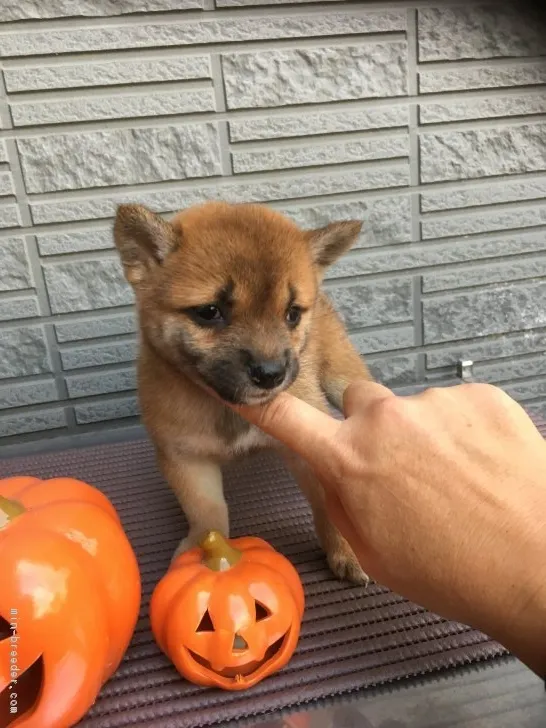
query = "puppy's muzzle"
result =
(245, 352, 289, 390)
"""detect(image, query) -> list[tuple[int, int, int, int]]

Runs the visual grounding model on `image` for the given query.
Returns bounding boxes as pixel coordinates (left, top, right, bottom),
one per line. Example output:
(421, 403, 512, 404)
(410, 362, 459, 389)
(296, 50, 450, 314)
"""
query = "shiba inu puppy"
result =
(114, 201, 372, 583)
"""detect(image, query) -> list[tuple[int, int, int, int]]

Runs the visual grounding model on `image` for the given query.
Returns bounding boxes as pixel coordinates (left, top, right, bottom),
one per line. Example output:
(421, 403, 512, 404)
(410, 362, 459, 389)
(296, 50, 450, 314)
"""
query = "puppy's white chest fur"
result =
(230, 424, 272, 455)
(175, 423, 272, 460)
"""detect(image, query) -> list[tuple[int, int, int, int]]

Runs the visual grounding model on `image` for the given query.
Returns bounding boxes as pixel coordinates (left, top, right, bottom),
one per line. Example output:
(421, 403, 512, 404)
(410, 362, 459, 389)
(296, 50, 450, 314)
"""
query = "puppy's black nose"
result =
(247, 357, 287, 390)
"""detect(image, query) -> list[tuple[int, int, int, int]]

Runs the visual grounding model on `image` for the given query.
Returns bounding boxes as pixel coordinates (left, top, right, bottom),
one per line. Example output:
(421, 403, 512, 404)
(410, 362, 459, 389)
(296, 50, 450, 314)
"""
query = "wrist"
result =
(473, 537, 546, 677)
(494, 572, 546, 677)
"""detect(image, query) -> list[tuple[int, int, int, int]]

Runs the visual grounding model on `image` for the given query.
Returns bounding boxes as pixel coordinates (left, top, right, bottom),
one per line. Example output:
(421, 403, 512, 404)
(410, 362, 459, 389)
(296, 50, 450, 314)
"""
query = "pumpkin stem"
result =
(200, 531, 241, 571)
(0, 496, 25, 529)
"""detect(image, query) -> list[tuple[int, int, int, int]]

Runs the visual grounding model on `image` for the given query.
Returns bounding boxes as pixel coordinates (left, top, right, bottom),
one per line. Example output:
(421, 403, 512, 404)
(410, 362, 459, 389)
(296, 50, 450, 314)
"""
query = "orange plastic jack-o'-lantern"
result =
(150, 531, 304, 690)
(0, 476, 141, 728)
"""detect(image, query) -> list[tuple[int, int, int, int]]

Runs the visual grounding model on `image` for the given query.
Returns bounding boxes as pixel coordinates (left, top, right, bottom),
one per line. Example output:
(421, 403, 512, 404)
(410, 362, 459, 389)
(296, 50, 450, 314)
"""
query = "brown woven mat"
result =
(1, 413, 544, 727)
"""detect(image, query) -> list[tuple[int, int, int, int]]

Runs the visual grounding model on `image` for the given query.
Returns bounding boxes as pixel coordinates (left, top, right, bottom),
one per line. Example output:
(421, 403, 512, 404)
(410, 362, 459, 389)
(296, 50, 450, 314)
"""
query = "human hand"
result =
(236, 382, 546, 675)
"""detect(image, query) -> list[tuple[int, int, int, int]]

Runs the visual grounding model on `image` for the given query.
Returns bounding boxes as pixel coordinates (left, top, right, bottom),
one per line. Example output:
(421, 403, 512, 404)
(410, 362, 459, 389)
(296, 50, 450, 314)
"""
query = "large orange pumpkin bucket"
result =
(0, 476, 141, 728)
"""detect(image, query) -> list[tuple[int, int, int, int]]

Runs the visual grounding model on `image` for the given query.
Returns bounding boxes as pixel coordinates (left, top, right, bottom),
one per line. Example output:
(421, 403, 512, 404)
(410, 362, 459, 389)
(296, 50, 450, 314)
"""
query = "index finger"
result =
(234, 392, 342, 465)
(343, 379, 395, 416)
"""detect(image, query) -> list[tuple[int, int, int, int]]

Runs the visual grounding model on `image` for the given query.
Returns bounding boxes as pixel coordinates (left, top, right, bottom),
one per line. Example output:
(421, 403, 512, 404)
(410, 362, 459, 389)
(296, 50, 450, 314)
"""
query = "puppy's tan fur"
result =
(114, 201, 372, 583)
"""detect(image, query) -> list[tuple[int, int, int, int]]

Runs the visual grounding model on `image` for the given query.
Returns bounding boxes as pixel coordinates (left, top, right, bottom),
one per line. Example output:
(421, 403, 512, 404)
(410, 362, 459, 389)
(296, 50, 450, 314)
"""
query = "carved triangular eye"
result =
(233, 634, 248, 650)
(197, 610, 214, 632)
(255, 601, 270, 621)
(0, 616, 10, 640)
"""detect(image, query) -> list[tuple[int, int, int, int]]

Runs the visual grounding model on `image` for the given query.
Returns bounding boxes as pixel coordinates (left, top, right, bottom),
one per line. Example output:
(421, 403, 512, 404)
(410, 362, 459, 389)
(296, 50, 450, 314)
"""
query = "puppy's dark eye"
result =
(188, 305, 225, 327)
(196, 305, 222, 321)
(286, 305, 302, 328)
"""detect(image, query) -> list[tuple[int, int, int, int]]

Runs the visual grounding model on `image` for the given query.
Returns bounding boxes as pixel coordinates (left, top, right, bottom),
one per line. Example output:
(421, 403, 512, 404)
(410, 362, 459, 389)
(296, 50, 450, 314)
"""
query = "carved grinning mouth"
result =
(0, 616, 44, 726)
(187, 633, 289, 679)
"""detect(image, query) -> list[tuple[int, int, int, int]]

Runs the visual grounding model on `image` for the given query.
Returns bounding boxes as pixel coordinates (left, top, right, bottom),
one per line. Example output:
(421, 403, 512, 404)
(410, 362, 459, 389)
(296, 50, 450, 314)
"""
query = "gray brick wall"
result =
(0, 0, 545, 443)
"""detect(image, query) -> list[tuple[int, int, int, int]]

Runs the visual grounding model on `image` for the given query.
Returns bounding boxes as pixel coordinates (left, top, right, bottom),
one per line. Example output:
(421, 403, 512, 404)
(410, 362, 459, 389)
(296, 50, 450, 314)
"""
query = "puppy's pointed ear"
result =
(113, 204, 178, 285)
(307, 220, 362, 269)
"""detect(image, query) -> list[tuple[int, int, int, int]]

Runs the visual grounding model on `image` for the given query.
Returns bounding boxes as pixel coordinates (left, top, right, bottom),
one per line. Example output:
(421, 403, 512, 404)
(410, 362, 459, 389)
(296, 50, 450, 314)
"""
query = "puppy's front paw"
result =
(171, 532, 201, 564)
(171, 529, 231, 565)
(327, 541, 369, 585)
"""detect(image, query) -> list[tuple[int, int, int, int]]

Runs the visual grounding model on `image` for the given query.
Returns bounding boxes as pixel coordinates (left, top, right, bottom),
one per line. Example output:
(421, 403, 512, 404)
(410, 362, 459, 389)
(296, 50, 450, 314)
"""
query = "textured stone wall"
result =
(0, 1, 545, 443)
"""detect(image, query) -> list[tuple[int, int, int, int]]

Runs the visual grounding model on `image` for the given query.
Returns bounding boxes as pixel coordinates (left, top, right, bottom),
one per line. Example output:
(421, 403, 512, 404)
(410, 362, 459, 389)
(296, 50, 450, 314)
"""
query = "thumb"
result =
(234, 392, 341, 464)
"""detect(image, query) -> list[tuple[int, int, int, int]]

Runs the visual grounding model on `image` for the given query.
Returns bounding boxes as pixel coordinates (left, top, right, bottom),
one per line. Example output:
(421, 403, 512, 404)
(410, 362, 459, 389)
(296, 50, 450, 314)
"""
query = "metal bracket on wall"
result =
(456, 359, 475, 383)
